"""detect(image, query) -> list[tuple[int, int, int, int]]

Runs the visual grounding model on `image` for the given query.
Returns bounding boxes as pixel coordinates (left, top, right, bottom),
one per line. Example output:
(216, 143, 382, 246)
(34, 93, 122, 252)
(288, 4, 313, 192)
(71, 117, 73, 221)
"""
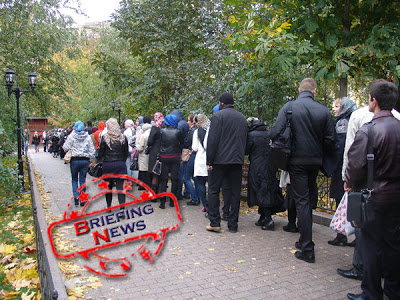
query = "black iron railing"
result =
(26, 157, 59, 300)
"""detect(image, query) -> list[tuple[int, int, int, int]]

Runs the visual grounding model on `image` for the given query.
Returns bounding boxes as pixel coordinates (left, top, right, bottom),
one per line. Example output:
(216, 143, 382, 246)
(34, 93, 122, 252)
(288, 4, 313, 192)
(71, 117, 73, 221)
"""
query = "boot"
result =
(169, 199, 175, 207)
(328, 233, 348, 246)
(255, 215, 267, 226)
(159, 198, 166, 209)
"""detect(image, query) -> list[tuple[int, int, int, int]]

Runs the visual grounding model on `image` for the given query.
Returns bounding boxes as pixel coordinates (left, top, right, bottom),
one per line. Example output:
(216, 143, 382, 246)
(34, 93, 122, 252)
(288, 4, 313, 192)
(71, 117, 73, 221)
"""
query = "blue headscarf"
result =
(213, 104, 219, 113)
(164, 114, 178, 127)
(74, 121, 85, 133)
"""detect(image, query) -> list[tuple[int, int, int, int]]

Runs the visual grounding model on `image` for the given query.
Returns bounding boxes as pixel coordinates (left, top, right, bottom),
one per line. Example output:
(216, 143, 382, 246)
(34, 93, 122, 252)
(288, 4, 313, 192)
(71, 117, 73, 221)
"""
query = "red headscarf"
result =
(94, 121, 106, 149)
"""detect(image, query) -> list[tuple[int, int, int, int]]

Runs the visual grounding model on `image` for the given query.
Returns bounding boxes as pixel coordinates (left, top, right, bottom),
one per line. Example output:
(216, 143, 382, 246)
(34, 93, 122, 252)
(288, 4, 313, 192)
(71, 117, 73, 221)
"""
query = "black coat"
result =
(329, 111, 352, 200)
(147, 126, 161, 171)
(245, 122, 284, 211)
(206, 104, 248, 165)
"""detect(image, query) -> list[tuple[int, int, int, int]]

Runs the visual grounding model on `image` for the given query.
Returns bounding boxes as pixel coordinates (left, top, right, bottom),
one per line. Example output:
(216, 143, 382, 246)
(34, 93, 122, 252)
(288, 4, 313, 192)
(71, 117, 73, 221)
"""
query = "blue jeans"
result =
(195, 176, 207, 208)
(70, 159, 89, 199)
(183, 153, 199, 202)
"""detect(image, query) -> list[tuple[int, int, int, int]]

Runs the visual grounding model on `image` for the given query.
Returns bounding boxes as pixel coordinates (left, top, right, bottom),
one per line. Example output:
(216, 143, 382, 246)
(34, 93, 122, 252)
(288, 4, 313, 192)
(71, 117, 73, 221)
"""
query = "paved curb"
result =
(28, 153, 69, 299)
(241, 193, 333, 227)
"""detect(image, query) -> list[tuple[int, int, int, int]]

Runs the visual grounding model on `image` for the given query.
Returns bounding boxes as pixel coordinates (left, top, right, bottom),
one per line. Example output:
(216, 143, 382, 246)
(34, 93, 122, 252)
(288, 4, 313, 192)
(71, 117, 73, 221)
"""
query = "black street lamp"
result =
(111, 100, 122, 125)
(4, 68, 37, 191)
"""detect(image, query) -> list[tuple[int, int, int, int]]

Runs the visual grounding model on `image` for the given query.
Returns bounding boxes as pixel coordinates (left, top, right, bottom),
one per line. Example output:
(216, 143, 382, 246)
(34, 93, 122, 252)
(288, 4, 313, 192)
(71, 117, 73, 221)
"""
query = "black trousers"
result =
(289, 164, 319, 253)
(360, 202, 400, 300)
(159, 160, 180, 198)
(221, 179, 231, 218)
(105, 178, 126, 208)
(286, 184, 297, 224)
(208, 164, 242, 230)
(352, 228, 363, 275)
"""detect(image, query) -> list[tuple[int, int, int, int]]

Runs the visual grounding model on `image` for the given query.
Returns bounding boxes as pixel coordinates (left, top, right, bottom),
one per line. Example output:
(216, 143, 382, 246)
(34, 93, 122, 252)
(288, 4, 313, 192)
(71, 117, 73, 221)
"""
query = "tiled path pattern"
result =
(30, 150, 361, 299)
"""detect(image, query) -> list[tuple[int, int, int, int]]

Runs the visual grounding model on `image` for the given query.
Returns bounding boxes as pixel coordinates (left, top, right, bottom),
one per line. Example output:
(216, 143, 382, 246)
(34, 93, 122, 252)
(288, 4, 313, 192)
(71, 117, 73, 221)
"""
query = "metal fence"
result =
(27, 157, 59, 300)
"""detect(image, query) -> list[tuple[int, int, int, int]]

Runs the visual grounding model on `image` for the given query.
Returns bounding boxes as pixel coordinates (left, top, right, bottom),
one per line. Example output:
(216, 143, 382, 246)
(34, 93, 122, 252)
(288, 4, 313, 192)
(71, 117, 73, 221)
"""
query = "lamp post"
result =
(111, 100, 122, 125)
(4, 68, 37, 191)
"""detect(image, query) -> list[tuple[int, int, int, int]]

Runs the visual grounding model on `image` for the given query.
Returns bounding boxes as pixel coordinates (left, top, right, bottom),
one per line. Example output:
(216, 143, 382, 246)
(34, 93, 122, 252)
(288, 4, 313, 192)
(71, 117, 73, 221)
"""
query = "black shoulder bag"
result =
(347, 122, 376, 228)
(269, 101, 293, 171)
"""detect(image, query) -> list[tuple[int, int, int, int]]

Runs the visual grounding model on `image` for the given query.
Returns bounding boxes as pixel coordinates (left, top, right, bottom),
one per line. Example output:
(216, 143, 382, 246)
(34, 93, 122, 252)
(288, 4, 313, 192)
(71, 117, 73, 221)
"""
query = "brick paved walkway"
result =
(30, 150, 361, 299)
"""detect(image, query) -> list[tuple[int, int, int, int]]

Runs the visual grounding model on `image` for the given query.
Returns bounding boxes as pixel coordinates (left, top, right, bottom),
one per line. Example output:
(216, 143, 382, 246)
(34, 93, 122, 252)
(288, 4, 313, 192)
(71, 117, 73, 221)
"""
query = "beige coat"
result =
(136, 124, 152, 171)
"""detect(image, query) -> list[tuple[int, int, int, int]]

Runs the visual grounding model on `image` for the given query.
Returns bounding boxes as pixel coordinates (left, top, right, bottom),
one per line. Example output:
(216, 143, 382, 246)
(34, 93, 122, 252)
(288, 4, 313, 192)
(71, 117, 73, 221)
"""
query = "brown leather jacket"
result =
(345, 110, 400, 203)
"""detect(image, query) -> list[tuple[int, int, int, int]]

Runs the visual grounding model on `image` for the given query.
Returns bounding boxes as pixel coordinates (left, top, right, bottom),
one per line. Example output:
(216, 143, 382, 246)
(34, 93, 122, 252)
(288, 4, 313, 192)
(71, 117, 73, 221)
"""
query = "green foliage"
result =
(0, 156, 19, 206)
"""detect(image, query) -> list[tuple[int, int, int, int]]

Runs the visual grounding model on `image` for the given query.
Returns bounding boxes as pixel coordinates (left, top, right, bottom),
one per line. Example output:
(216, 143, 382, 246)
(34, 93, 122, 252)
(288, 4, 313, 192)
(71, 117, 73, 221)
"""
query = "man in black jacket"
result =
(270, 78, 335, 263)
(206, 92, 248, 233)
(345, 80, 400, 300)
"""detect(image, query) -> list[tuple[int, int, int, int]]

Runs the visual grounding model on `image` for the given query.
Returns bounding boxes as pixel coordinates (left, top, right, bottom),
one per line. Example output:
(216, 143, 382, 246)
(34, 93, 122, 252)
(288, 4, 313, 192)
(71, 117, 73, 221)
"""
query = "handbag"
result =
(181, 148, 193, 163)
(88, 162, 103, 177)
(63, 138, 74, 164)
(347, 122, 376, 228)
(269, 101, 293, 171)
(329, 192, 355, 236)
(130, 157, 139, 170)
(152, 157, 162, 175)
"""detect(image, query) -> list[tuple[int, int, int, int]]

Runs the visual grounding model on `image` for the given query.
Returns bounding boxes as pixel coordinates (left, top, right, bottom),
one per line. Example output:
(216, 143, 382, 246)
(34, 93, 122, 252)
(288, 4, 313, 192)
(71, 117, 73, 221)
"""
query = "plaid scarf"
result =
(103, 118, 124, 150)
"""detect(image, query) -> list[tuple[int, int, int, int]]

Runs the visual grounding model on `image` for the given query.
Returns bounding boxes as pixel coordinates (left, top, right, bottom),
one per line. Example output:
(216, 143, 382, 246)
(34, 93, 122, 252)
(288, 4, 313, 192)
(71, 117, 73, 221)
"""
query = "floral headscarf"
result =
(103, 118, 125, 150)
(196, 114, 210, 129)
(153, 112, 164, 128)
(73, 121, 85, 133)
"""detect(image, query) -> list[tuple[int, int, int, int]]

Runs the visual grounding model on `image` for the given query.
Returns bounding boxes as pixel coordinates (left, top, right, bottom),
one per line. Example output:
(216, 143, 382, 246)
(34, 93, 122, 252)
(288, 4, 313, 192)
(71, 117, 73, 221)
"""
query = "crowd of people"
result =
(29, 77, 399, 300)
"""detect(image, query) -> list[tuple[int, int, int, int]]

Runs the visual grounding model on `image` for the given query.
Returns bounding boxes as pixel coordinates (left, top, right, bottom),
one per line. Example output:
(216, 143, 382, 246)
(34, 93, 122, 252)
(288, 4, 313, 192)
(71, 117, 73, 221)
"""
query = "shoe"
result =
(228, 228, 237, 233)
(261, 220, 275, 231)
(221, 215, 228, 221)
(183, 194, 191, 199)
(346, 240, 356, 247)
(328, 234, 348, 246)
(187, 200, 200, 206)
(80, 200, 87, 207)
(255, 216, 267, 226)
(347, 293, 365, 300)
(201, 207, 207, 212)
(204, 212, 209, 218)
(159, 202, 165, 209)
(295, 241, 302, 250)
(337, 268, 363, 280)
(74, 198, 79, 206)
(206, 225, 221, 233)
(151, 199, 158, 202)
(294, 251, 315, 263)
(283, 223, 299, 233)
(169, 200, 175, 207)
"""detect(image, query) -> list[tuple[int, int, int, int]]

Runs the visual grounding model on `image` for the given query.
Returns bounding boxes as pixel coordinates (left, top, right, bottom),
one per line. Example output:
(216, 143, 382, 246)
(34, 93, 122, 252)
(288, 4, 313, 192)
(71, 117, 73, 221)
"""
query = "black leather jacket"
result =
(159, 127, 183, 160)
(345, 110, 400, 203)
(98, 135, 129, 162)
(270, 91, 336, 166)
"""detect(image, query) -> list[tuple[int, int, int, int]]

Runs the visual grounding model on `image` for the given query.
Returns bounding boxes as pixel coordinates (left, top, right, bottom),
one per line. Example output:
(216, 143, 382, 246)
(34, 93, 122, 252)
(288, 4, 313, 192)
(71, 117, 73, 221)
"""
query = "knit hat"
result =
(219, 92, 234, 104)
(74, 121, 85, 132)
(213, 104, 219, 113)
(164, 114, 178, 127)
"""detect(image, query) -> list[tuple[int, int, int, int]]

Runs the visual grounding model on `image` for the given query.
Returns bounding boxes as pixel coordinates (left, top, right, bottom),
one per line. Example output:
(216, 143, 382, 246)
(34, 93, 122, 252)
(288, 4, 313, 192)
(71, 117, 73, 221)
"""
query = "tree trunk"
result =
(339, 77, 348, 98)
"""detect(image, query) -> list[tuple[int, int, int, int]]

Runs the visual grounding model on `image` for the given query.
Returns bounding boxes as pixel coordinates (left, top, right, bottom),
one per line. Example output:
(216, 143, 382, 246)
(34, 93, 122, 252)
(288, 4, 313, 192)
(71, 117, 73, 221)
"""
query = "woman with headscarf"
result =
(94, 121, 106, 150)
(328, 97, 357, 246)
(32, 131, 41, 152)
(158, 114, 184, 209)
(246, 117, 285, 231)
(192, 114, 210, 212)
(63, 121, 96, 206)
(147, 112, 164, 195)
(136, 116, 152, 188)
(123, 119, 136, 178)
(98, 118, 129, 210)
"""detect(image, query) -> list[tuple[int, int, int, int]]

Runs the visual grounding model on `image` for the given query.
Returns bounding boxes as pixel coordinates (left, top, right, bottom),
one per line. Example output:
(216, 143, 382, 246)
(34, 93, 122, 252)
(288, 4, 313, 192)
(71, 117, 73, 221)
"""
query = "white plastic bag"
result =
(329, 192, 355, 237)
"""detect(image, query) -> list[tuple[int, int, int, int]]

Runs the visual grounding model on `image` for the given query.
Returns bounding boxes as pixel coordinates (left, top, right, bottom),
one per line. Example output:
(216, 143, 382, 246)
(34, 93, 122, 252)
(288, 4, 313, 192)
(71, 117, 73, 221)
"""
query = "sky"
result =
(62, 0, 122, 25)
